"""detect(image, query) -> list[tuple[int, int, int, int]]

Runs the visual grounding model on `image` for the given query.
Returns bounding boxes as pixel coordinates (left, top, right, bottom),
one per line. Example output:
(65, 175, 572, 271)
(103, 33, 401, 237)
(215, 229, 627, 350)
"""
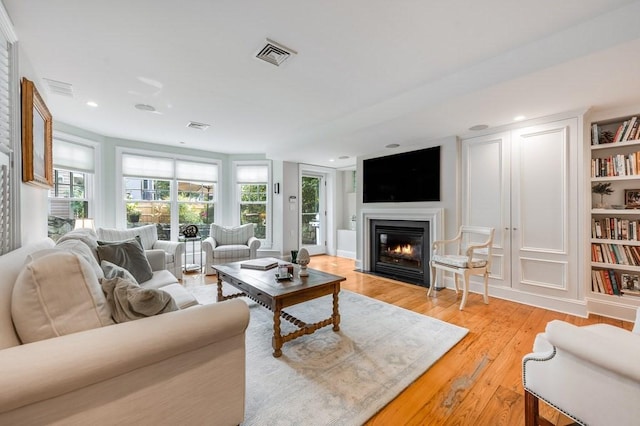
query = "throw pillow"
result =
(96, 238, 153, 283)
(12, 251, 114, 343)
(101, 277, 178, 323)
(100, 260, 138, 284)
(57, 228, 100, 261)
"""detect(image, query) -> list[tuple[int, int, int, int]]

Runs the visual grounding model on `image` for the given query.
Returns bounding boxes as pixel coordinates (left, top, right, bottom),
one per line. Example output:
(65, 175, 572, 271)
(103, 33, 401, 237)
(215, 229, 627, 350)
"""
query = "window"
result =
(235, 163, 269, 242)
(121, 152, 218, 241)
(47, 138, 96, 240)
(0, 14, 17, 254)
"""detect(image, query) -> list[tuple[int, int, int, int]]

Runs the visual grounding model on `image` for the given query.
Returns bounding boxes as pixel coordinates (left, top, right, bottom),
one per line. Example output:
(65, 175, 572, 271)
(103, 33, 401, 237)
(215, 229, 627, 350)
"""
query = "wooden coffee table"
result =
(214, 258, 346, 357)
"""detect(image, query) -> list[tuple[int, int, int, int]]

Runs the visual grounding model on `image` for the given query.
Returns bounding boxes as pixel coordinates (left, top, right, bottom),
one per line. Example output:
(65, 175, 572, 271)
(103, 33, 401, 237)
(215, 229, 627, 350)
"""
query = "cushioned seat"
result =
(431, 254, 487, 269)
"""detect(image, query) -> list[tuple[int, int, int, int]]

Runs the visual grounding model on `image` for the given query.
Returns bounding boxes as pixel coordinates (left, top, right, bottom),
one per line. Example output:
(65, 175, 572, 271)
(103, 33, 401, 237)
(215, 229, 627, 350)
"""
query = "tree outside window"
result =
(240, 184, 267, 239)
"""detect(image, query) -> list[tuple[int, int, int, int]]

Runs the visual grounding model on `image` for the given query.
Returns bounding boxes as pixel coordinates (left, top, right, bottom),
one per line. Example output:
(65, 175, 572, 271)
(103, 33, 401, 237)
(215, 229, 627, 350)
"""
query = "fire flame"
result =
(389, 244, 413, 255)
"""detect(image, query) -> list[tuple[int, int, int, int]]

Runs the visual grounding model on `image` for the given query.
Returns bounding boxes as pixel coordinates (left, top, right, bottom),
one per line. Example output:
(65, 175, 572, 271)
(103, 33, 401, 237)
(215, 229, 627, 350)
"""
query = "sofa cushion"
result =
(11, 251, 114, 343)
(213, 244, 251, 259)
(141, 270, 180, 290)
(28, 239, 105, 280)
(159, 283, 199, 309)
(56, 228, 100, 261)
(96, 238, 153, 283)
(101, 277, 178, 323)
(97, 225, 158, 250)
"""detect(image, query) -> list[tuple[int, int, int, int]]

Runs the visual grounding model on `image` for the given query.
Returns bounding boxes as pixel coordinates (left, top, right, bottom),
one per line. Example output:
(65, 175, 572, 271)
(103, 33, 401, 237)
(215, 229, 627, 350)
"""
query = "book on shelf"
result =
(240, 258, 279, 270)
(609, 270, 621, 295)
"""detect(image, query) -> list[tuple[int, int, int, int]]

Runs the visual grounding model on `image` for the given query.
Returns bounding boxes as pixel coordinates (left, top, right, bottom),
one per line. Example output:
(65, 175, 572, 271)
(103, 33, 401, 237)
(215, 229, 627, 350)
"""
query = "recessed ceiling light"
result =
(385, 144, 400, 149)
(338, 155, 349, 160)
(469, 124, 488, 131)
(135, 103, 156, 112)
(514, 115, 526, 121)
(86, 101, 98, 108)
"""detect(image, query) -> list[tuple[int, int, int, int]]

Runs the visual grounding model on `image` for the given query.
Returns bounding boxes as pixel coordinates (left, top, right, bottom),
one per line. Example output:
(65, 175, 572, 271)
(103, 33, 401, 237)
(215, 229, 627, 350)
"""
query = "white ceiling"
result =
(4, 0, 640, 168)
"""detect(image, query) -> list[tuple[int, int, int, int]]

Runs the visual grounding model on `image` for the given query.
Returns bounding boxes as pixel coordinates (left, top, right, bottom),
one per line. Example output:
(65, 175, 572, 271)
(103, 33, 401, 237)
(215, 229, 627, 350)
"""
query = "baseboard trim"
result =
(336, 249, 356, 259)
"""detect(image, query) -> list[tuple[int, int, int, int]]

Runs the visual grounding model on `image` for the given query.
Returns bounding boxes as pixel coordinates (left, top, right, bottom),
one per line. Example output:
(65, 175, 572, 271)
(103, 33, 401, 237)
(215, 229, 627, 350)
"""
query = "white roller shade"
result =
(176, 160, 218, 182)
(122, 154, 174, 179)
(53, 139, 95, 173)
(236, 164, 268, 183)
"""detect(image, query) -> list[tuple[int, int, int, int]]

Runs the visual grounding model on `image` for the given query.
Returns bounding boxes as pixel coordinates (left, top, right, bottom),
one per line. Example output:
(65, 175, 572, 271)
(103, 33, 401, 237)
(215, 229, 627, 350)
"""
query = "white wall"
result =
(18, 44, 49, 245)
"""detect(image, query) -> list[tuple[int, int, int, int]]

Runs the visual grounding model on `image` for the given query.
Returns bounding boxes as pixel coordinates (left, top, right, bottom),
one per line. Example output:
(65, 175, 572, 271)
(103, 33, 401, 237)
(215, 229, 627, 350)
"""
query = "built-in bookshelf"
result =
(590, 113, 640, 307)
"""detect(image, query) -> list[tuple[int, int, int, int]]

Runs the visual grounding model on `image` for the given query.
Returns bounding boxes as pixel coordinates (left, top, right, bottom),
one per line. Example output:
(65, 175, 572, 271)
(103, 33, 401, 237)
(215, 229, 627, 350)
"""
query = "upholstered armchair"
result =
(97, 225, 185, 279)
(202, 224, 261, 275)
(522, 314, 640, 425)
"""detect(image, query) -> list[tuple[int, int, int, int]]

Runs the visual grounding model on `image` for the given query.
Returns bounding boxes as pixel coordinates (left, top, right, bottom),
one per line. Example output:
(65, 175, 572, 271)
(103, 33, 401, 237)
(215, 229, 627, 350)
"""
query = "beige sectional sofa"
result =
(0, 236, 250, 425)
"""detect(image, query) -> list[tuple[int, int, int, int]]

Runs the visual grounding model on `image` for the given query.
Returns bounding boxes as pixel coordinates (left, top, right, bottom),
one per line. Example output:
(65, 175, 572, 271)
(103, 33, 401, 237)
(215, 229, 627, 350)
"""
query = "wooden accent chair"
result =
(428, 225, 494, 310)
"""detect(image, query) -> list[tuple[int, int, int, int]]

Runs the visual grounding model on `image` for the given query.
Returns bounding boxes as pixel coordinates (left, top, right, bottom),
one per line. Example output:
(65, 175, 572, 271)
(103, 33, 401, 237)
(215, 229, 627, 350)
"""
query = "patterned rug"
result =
(190, 284, 468, 426)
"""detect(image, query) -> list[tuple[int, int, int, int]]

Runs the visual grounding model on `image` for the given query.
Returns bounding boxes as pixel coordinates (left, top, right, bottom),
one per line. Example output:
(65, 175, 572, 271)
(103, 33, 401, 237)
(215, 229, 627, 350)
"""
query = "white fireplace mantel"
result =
(360, 207, 444, 271)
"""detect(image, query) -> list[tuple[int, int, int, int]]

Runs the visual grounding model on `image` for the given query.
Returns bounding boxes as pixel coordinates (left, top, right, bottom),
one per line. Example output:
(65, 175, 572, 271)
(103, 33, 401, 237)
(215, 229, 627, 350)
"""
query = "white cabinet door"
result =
(510, 119, 578, 299)
(461, 118, 578, 300)
(461, 131, 511, 287)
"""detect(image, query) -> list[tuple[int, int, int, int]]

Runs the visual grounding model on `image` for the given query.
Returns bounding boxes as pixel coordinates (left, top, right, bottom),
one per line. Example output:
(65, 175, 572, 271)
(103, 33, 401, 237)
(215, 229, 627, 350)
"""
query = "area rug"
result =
(190, 284, 468, 425)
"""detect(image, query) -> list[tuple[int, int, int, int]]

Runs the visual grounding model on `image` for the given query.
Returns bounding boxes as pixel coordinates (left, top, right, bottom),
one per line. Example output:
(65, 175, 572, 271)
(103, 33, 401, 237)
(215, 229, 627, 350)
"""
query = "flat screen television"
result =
(363, 146, 440, 203)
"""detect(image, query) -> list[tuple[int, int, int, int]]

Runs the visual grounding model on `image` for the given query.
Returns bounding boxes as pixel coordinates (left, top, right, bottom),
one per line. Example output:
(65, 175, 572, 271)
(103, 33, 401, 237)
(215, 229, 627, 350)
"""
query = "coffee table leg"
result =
(272, 303, 283, 358)
(332, 285, 340, 332)
(216, 276, 224, 302)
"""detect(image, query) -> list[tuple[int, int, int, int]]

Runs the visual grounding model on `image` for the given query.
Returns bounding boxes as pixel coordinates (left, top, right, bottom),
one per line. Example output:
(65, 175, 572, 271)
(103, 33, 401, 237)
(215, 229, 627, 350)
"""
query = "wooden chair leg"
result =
(459, 272, 470, 310)
(525, 390, 554, 426)
(453, 273, 459, 294)
(482, 271, 489, 304)
(427, 263, 435, 296)
(525, 390, 538, 426)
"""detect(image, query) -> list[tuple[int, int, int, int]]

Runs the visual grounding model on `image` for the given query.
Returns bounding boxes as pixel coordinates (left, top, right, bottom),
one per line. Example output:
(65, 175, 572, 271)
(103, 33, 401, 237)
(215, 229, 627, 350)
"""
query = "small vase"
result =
(291, 250, 298, 264)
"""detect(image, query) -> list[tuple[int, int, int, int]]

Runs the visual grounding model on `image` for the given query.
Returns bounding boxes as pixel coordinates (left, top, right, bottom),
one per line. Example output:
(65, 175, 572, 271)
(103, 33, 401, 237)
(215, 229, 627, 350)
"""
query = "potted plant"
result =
(126, 203, 141, 223)
(592, 182, 614, 208)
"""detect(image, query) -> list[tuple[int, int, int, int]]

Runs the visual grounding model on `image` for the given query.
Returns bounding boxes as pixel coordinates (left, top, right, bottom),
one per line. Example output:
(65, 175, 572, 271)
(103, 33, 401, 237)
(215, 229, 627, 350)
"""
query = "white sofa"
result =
(202, 224, 261, 275)
(0, 238, 250, 425)
(97, 224, 185, 279)
(522, 318, 640, 425)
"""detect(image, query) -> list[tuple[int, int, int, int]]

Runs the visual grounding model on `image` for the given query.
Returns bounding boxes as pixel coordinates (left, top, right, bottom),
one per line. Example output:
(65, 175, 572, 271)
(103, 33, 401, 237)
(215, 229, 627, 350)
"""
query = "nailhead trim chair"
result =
(522, 312, 640, 425)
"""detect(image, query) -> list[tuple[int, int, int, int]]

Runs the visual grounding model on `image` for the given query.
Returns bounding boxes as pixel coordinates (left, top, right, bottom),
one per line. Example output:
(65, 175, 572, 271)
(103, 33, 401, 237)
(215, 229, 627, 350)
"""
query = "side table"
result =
(179, 236, 202, 273)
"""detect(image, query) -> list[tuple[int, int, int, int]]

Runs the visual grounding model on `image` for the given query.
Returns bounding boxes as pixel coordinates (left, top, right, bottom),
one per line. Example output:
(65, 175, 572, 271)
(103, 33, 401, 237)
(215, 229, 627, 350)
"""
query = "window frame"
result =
(47, 133, 100, 229)
(233, 160, 272, 248)
(116, 147, 221, 241)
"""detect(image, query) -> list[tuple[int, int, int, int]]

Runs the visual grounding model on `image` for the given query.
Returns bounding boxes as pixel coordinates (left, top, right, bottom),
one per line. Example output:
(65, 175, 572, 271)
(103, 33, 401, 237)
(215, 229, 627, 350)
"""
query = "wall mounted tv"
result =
(363, 145, 440, 203)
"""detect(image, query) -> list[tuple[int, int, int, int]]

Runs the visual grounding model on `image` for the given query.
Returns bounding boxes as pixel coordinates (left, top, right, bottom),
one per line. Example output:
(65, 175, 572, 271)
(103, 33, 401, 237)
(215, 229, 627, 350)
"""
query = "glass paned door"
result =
(301, 174, 326, 254)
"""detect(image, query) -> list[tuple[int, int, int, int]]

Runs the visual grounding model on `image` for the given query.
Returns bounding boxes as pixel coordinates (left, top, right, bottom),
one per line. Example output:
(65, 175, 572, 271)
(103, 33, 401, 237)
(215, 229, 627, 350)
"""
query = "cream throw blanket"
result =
(101, 277, 177, 323)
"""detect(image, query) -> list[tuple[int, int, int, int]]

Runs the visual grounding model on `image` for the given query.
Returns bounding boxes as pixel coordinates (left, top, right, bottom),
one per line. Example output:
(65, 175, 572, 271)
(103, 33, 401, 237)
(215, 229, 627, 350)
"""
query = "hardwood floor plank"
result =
(202, 255, 634, 425)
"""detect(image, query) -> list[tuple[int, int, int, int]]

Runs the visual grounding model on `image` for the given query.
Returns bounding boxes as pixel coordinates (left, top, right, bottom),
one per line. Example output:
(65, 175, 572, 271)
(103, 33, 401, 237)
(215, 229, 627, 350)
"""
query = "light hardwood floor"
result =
(196, 255, 632, 426)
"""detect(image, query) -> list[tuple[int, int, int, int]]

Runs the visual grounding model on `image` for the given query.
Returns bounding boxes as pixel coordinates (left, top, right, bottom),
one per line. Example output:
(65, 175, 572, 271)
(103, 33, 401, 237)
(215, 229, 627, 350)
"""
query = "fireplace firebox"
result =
(370, 220, 430, 287)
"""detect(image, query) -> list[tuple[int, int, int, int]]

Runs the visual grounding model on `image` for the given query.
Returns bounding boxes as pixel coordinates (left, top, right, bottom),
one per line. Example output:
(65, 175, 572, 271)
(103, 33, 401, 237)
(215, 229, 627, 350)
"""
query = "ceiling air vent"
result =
(255, 38, 297, 67)
(186, 121, 210, 131)
(43, 78, 73, 97)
